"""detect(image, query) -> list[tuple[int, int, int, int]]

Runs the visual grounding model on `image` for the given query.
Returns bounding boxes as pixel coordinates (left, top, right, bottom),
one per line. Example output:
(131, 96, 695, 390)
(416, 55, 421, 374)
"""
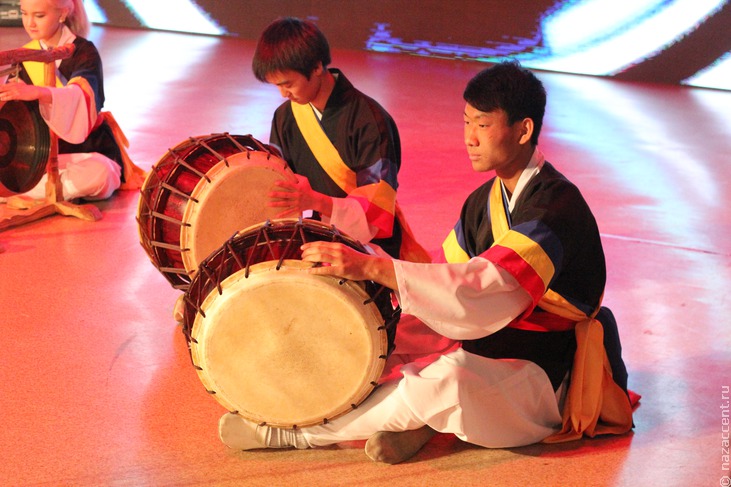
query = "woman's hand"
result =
(0, 80, 51, 103)
(300, 241, 398, 290)
(268, 174, 333, 218)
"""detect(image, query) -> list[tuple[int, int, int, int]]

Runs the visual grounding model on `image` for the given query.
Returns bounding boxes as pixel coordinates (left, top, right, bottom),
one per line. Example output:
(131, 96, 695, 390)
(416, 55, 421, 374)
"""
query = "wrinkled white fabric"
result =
(23, 152, 121, 201)
(394, 257, 533, 340)
(387, 313, 459, 359)
(39, 84, 92, 144)
(302, 349, 562, 448)
(327, 196, 377, 244)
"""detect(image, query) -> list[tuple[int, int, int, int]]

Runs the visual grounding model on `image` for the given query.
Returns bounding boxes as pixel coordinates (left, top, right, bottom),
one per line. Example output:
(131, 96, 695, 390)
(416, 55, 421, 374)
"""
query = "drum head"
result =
(0, 100, 50, 196)
(189, 260, 388, 428)
(180, 150, 296, 274)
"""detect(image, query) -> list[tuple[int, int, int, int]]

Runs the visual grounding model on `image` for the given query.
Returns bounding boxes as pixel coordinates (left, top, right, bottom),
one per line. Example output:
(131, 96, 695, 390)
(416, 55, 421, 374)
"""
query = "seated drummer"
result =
(252, 17, 427, 263)
(219, 60, 636, 464)
(0, 0, 143, 207)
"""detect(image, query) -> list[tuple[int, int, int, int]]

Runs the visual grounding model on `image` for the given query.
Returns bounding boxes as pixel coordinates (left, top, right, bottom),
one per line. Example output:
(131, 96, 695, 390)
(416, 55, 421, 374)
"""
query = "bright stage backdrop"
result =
(59, 0, 731, 91)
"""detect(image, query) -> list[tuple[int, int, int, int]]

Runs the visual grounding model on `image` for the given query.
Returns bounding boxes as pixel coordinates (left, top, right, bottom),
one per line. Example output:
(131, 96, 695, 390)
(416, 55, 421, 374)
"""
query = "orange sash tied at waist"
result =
(487, 178, 634, 442)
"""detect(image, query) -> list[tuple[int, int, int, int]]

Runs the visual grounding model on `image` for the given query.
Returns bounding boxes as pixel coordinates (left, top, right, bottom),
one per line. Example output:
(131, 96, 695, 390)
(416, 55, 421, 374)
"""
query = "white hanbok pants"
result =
(302, 348, 563, 448)
(22, 152, 121, 201)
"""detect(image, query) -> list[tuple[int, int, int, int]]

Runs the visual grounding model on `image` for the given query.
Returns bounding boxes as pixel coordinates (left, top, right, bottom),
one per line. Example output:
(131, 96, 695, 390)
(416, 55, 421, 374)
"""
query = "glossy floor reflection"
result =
(1, 26, 730, 487)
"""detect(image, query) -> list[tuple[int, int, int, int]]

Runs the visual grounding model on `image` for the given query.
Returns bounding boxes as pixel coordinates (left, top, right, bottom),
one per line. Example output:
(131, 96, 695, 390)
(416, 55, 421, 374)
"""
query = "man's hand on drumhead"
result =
(268, 175, 333, 218)
(301, 241, 367, 279)
(300, 241, 398, 290)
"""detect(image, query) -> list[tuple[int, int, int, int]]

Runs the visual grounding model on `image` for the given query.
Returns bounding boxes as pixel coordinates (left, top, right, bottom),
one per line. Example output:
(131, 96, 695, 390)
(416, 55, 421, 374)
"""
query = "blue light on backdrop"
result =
(532, 0, 724, 75)
(84, 0, 730, 91)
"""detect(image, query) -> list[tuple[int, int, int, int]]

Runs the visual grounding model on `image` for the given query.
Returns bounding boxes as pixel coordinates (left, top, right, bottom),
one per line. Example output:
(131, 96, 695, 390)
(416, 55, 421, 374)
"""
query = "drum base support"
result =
(0, 198, 101, 231)
(0, 147, 102, 232)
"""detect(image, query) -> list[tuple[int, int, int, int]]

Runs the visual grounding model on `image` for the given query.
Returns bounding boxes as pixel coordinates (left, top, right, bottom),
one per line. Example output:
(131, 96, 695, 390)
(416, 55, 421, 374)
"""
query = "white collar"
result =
(310, 103, 323, 120)
(40, 25, 76, 52)
(505, 147, 545, 212)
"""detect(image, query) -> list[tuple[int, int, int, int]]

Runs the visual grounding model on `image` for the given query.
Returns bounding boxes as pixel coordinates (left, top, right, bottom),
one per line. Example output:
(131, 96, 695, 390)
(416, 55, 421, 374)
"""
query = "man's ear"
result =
(312, 62, 324, 77)
(518, 118, 534, 145)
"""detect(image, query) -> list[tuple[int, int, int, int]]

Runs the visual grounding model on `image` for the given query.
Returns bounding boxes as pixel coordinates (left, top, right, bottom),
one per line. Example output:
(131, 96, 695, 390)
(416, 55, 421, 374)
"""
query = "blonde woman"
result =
(0, 0, 142, 205)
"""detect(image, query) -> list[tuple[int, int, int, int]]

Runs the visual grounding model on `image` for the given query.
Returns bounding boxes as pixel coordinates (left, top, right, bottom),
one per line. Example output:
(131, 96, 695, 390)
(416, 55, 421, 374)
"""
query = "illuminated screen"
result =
(81, 0, 731, 91)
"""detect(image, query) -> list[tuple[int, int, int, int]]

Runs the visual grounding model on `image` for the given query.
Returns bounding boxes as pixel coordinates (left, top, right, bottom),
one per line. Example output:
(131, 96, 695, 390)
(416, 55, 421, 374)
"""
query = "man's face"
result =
(463, 103, 526, 174)
(265, 68, 322, 105)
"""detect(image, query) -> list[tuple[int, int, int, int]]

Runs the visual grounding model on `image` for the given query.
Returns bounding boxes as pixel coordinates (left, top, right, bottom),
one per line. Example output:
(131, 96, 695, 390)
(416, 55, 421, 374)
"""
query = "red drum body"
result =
(137, 133, 295, 289)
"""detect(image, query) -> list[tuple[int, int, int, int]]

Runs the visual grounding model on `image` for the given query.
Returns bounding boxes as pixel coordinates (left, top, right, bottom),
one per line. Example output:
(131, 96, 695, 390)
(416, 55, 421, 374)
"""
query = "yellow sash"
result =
(291, 102, 430, 262)
(488, 178, 633, 442)
(22, 40, 63, 87)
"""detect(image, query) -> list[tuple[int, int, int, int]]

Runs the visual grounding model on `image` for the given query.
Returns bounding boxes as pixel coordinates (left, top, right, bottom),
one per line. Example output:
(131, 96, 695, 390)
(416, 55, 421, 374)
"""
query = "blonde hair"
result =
(55, 0, 90, 38)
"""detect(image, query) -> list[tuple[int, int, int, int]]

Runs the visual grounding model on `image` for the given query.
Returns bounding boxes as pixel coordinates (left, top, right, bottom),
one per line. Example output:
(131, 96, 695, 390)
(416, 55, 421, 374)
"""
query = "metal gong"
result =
(0, 100, 50, 196)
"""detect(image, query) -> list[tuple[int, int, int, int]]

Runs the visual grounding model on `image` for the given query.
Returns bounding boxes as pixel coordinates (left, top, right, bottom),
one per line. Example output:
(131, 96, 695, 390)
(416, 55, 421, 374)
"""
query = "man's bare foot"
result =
(365, 426, 437, 464)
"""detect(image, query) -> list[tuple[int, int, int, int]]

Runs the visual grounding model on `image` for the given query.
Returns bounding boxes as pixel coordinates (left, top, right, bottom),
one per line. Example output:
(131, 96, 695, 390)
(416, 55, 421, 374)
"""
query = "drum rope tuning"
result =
(183, 218, 399, 321)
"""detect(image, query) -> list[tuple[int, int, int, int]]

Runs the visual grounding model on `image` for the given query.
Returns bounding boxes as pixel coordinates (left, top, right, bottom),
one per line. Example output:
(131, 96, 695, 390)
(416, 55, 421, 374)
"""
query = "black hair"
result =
(463, 60, 546, 145)
(252, 17, 331, 82)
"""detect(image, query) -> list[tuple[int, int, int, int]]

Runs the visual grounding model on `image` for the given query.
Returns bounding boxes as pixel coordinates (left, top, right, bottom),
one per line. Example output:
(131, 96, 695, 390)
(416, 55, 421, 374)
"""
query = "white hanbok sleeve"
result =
(39, 84, 92, 144)
(393, 257, 533, 340)
(327, 197, 378, 243)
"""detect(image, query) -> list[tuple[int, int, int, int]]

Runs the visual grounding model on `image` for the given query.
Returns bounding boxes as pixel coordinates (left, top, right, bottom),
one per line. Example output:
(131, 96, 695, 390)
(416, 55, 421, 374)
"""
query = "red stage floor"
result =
(1, 26, 730, 486)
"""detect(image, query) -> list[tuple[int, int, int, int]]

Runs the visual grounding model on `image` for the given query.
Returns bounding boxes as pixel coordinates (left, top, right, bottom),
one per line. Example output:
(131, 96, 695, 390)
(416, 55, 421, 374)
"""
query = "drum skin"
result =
(179, 152, 296, 276)
(182, 219, 401, 428)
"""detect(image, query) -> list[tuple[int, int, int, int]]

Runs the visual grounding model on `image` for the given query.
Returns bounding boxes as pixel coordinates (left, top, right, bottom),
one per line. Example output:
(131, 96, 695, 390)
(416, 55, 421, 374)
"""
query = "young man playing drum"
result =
(219, 60, 635, 464)
(252, 17, 428, 263)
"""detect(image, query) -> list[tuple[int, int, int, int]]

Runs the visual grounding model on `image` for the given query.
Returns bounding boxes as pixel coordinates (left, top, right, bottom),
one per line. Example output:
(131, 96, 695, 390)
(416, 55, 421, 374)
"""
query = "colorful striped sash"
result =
(291, 101, 430, 262)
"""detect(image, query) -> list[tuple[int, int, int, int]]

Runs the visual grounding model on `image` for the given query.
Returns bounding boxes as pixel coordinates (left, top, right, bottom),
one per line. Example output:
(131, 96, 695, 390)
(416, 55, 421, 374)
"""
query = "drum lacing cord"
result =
(138, 190, 193, 282)
(228, 236, 247, 272)
(207, 258, 226, 295)
(223, 132, 259, 158)
(279, 220, 304, 270)
(192, 263, 221, 320)
(148, 210, 184, 228)
(282, 218, 313, 269)
(197, 137, 252, 171)
(244, 221, 276, 277)
(245, 134, 274, 156)
(162, 180, 200, 206)
(144, 178, 201, 218)
(323, 222, 362, 287)
(188, 232, 244, 321)
(139, 153, 201, 231)
(175, 143, 213, 183)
